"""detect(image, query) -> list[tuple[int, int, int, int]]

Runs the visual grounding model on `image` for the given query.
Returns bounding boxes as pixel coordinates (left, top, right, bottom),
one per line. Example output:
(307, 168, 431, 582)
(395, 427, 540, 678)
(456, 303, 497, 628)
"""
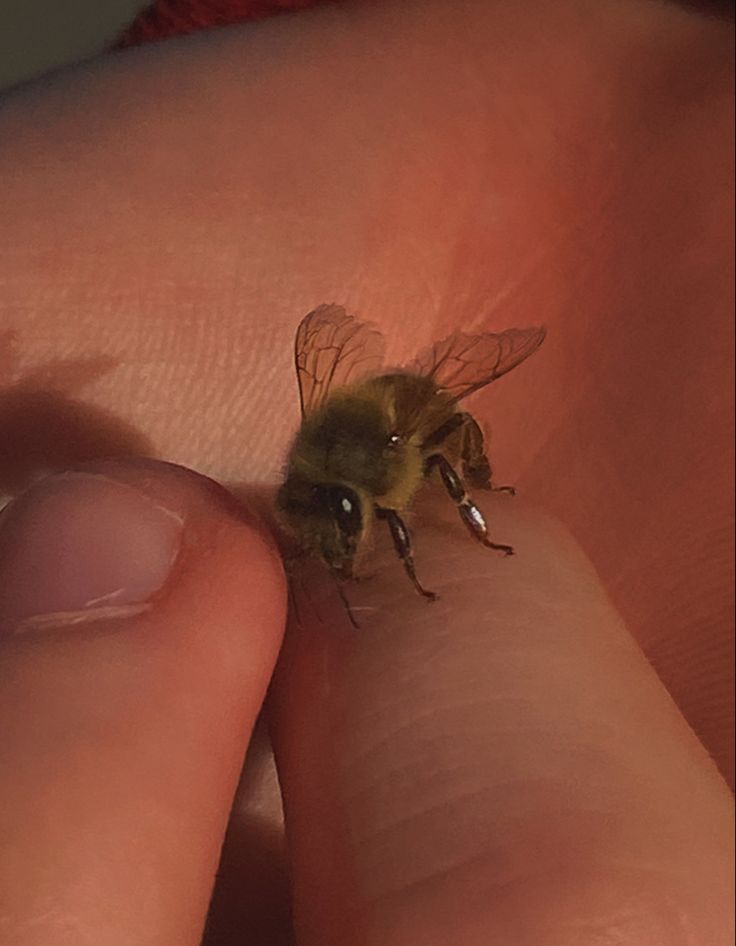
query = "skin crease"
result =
(0, 0, 733, 944)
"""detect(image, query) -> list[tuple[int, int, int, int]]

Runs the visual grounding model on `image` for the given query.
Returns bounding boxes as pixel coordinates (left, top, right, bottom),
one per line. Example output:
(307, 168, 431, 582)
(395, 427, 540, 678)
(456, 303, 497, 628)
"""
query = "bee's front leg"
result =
(375, 507, 437, 601)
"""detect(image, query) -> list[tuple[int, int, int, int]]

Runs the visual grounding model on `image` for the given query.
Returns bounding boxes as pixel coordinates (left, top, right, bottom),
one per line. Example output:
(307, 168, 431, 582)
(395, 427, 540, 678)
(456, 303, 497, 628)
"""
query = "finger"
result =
(270, 491, 733, 946)
(0, 459, 286, 946)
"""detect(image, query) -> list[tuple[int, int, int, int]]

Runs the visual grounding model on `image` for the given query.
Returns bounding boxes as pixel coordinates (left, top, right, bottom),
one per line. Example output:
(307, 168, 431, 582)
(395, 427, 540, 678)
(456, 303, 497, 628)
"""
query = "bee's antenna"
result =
(284, 553, 361, 630)
(283, 552, 317, 629)
(334, 579, 361, 630)
(287, 574, 304, 629)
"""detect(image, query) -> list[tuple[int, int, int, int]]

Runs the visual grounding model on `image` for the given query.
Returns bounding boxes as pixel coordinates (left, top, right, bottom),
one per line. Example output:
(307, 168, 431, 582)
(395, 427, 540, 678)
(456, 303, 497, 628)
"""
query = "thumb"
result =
(0, 459, 286, 946)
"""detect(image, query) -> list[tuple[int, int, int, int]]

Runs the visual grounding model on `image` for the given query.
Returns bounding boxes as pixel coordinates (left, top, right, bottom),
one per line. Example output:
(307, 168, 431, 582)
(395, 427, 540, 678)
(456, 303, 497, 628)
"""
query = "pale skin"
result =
(0, 2, 733, 945)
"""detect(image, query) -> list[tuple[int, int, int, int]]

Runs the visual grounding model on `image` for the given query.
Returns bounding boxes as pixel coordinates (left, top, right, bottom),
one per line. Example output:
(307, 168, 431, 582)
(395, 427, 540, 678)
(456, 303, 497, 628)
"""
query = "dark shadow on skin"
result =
(202, 485, 296, 944)
(201, 715, 295, 946)
(671, 0, 734, 17)
(0, 330, 153, 496)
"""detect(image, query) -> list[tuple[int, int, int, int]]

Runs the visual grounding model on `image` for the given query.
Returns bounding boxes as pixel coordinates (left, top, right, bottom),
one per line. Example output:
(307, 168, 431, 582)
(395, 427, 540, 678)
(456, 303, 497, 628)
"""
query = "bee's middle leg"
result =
(424, 454, 514, 555)
(375, 507, 437, 600)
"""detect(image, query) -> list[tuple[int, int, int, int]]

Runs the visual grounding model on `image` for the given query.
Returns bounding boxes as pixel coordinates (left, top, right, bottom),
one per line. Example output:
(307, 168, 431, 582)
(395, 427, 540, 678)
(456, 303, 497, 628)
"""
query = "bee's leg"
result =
(459, 413, 515, 495)
(422, 413, 514, 494)
(375, 507, 438, 600)
(425, 454, 514, 555)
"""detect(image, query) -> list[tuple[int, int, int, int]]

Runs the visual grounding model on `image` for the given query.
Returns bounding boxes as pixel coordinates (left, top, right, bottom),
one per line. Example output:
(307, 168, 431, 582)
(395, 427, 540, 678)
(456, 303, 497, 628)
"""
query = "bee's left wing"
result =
(410, 325, 546, 402)
(295, 304, 386, 417)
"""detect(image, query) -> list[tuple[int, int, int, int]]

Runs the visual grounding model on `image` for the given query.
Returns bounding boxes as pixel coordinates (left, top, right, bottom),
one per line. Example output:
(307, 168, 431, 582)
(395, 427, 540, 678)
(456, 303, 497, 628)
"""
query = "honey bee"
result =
(277, 304, 546, 607)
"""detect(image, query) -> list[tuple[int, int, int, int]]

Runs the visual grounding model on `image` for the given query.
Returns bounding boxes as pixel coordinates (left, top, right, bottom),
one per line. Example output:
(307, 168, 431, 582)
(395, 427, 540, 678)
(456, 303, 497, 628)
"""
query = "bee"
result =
(277, 304, 546, 607)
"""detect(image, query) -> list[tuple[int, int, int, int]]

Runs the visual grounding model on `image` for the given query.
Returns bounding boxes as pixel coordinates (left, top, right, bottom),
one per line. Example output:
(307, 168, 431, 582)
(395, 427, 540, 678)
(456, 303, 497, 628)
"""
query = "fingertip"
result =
(0, 459, 287, 946)
(1, 457, 286, 642)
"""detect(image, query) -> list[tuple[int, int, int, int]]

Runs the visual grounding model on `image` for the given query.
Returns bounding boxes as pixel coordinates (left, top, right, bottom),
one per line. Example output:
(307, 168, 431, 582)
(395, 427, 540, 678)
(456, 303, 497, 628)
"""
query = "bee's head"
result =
(277, 479, 364, 573)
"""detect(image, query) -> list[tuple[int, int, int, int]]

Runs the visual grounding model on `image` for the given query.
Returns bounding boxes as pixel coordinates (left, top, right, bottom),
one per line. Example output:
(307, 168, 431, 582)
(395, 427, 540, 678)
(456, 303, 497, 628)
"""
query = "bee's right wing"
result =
(295, 304, 386, 417)
(410, 325, 546, 402)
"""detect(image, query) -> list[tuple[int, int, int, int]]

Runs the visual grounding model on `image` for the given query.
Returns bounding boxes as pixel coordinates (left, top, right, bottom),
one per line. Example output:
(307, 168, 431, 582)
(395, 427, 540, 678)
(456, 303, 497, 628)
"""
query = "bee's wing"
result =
(410, 325, 546, 401)
(295, 304, 386, 416)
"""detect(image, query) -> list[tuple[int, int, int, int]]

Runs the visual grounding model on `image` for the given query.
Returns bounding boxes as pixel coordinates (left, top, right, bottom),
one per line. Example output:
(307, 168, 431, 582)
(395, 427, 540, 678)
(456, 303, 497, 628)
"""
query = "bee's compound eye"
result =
(335, 489, 362, 537)
(315, 485, 363, 538)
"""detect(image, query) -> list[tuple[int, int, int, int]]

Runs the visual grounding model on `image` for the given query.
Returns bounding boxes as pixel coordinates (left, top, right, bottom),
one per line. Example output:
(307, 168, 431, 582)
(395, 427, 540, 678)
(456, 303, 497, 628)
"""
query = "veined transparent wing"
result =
(410, 325, 546, 401)
(295, 304, 386, 417)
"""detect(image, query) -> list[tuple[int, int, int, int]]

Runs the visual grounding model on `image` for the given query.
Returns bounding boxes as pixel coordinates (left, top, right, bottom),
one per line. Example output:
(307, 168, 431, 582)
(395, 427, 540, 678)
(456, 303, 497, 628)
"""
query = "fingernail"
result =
(0, 472, 183, 635)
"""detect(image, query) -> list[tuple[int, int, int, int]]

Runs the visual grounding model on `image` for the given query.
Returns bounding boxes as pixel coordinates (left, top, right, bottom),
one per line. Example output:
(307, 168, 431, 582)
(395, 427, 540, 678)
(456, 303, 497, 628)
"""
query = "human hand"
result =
(0, 457, 731, 945)
(0, 1, 732, 943)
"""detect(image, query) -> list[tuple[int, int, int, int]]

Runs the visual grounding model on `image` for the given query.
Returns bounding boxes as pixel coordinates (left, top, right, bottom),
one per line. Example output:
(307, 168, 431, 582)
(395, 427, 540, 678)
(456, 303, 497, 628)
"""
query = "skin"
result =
(0, 1, 733, 944)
